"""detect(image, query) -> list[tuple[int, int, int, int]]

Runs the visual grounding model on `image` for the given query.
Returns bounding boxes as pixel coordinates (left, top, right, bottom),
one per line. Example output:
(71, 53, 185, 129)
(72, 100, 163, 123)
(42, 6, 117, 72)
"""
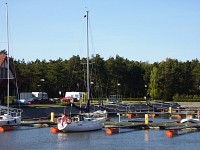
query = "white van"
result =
(64, 92, 85, 101)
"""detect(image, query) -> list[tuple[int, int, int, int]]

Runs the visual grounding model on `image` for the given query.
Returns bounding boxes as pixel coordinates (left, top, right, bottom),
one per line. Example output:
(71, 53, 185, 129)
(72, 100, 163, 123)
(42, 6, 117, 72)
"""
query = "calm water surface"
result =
(0, 118, 200, 150)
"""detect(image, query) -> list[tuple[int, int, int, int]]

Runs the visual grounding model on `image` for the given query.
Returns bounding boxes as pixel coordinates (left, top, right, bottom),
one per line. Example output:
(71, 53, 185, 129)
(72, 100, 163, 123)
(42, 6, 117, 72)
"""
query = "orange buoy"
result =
(177, 114, 182, 119)
(106, 128, 119, 135)
(166, 130, 178, 138)
(0, 126, 14, 132)
(127, 114, 133, 119)
(50, 127, 61, 134)
(151, 114, 156, 118)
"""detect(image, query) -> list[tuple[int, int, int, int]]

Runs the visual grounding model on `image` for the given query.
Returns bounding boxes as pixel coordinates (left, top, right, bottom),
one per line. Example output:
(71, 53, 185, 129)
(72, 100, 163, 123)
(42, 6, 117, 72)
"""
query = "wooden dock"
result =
(21, 119, 56, 127)
(104, 121, 148, 129)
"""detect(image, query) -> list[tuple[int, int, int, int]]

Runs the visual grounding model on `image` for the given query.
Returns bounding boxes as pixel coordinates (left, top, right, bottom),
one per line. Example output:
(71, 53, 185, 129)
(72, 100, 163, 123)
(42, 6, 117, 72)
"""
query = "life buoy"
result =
(61, 116, 67, 127)
(67, 118, 72, 124)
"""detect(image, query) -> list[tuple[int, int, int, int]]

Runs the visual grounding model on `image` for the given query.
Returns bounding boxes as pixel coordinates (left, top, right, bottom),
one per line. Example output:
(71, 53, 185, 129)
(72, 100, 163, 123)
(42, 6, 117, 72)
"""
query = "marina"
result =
(0, 101, 200, 150)
(1, 103, 200, 135)
(0, 1, 199, 149)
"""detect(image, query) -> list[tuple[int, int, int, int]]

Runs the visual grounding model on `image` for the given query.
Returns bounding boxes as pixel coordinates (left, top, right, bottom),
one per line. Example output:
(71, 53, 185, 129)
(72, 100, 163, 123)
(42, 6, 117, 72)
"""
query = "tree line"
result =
(12, 54, 200, 101)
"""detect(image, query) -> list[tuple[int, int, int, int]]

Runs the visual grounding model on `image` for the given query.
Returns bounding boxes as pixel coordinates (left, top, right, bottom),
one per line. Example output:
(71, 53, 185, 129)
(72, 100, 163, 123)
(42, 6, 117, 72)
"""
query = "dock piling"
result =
(50, 112, 55, 122)
(145, 114, 149, 125)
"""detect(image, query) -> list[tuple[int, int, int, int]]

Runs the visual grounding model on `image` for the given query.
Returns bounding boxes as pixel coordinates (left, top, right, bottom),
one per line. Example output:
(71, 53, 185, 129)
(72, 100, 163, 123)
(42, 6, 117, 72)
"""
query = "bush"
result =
(174, 98, 200, 102)
(173, 94, 200, 102)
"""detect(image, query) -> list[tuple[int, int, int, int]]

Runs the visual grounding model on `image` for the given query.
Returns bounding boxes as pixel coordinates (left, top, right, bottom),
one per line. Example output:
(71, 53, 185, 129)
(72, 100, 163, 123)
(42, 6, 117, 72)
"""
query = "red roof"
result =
(0, 54, 6, 68)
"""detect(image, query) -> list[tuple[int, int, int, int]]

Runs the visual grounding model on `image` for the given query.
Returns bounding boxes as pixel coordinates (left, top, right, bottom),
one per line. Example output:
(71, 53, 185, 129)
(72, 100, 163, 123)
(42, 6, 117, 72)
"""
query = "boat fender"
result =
(67, 118, 72, 124)
(7, 121, 10, 124)
(14, 119, 16, 123)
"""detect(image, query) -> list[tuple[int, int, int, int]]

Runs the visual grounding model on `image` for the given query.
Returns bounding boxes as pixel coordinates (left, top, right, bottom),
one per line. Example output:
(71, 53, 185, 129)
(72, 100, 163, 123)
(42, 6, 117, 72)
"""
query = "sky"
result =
(0, 0, 199, 63)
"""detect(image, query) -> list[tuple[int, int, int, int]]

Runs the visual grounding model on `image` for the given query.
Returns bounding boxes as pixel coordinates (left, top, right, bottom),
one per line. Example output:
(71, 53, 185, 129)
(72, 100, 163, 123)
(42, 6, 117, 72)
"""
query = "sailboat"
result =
(0, 3, 22, 127)
(57, 11, 107, 132)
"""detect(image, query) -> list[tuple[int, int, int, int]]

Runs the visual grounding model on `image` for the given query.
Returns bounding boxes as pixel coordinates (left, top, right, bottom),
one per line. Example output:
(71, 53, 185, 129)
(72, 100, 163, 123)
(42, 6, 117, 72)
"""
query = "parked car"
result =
(61, 97, 77, 103)
(60, 97, 77, 105)
(16, 99, 28, 105)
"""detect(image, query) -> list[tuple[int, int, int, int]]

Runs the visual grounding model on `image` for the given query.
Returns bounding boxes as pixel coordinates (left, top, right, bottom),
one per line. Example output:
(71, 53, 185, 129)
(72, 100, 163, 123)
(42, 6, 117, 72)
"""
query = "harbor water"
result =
(0, 119, 200, 150)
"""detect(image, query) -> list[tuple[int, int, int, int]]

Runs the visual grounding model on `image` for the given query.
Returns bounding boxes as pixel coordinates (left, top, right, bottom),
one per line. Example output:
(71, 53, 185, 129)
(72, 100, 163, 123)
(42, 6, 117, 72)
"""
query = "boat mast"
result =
(6, 3, 10, 113)
(86, 11, 90, 112)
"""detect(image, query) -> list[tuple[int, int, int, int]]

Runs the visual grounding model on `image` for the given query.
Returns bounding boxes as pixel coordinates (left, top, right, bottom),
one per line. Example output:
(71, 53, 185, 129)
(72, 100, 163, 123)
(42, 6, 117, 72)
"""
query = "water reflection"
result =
(0, 119, 200, 150)
(56, 131, 101, 149)
(144, 130, 149, 143)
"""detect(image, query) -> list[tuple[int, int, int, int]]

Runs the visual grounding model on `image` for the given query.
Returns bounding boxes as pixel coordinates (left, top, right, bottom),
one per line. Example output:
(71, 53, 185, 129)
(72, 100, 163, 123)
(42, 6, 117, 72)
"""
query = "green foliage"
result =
(173, 93, 200, 102)
(0, 49, 7, 55)
(13, 56, 200, 101)
(149, 67, 160, 99)
(174, 99, 200, 102)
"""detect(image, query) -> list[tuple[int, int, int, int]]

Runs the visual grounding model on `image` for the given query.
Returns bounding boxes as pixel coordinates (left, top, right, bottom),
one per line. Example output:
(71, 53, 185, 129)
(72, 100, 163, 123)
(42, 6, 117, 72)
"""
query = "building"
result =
(0, 54, 18, 104)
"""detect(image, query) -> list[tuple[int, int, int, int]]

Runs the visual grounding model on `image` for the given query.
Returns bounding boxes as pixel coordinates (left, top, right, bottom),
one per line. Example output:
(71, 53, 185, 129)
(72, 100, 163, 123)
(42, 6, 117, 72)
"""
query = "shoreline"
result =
(18, 102, 200, 119)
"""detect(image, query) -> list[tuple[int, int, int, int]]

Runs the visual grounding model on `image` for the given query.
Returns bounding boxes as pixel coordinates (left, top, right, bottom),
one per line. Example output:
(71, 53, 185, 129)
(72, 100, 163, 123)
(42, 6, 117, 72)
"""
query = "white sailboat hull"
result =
(58, 119, 103, 132)
(57, 114, 106, 132)
(180, 118, 200, 124)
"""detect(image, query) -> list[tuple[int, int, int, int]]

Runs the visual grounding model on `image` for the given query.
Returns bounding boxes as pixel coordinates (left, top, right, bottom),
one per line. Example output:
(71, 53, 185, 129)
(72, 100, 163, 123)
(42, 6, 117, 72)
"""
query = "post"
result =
(40, 79, 45, 100)
(168, 107, 172, 114)
(117, 113, 120, 122)
(145, 114, 149, 125)
(50, 112, 55, 122)
(90, 81, 94, 104)
(117, 83, 121, 95)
